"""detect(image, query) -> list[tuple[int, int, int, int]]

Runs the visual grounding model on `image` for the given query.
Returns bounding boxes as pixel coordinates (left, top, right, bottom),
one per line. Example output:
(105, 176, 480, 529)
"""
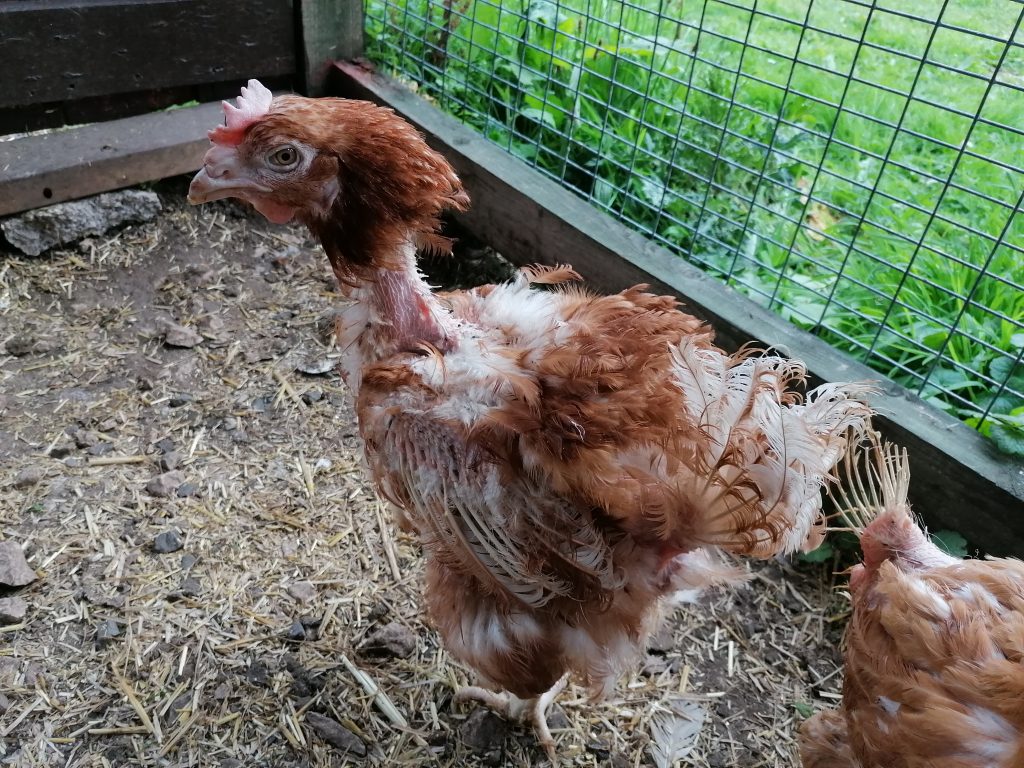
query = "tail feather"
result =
(832, 430, 911, 534)
(670, 338, 874, 557)
(830, 431, 954, 573)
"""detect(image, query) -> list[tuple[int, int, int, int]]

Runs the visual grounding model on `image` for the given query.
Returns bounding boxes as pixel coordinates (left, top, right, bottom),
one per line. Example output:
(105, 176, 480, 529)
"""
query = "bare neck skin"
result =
(318, 232, 457, 392)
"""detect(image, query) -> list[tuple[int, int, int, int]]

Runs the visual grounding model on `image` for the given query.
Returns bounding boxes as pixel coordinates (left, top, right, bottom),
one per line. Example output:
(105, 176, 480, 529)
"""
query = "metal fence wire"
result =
(364, 0, 1024, 447)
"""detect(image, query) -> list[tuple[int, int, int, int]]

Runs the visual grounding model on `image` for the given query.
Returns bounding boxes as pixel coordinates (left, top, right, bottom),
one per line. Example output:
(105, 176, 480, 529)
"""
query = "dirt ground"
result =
(0, 178, 849, 768)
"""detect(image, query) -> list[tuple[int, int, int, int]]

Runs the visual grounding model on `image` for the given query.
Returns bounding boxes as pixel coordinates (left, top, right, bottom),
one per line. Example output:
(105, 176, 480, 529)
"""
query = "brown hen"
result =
(799, 435, 1024, 768)
(189, 80, 873, 760)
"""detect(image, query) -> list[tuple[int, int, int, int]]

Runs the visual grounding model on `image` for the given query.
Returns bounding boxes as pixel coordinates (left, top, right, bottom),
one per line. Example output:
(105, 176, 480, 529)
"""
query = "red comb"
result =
(209, 79, 274, 146)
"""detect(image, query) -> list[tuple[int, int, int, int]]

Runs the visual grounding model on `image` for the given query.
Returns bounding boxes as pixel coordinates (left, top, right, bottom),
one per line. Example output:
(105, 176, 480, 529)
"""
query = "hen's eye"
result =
(267, 145, 299, 169)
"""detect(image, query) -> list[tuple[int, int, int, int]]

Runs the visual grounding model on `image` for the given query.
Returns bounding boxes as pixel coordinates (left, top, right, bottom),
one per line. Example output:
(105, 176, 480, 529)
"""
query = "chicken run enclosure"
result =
(1, 0, 1024, 766)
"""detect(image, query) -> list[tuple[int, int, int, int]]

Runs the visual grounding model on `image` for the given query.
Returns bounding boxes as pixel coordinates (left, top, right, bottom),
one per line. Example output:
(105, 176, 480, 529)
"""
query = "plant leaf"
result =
(990, 422, 1024, 459)
(798, 541, 834, 563)
(793, 701, 814, 718)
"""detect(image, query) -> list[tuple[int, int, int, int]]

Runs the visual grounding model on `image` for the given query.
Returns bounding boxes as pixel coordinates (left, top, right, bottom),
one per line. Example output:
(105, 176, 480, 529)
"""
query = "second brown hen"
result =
(800, 437, 1024, 768)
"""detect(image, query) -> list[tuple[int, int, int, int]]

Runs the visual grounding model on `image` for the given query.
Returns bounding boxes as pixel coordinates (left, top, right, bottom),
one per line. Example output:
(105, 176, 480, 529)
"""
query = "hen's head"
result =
(188, 80, 469, 277)
(841, 436, 957, 592)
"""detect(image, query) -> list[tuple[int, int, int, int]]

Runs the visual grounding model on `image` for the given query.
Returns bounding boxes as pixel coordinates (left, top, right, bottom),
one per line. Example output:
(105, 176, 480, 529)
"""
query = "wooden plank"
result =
(0, 78, 294, 136)
(298, 0, 364, 96)
(0, 101, 220, 217)
(0, 0, 295, 110)
(332, 61, 1024, 556)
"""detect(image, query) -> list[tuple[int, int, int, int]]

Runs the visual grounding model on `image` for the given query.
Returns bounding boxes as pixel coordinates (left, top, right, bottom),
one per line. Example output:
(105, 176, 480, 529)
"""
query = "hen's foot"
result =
(454, 673, 569, 763)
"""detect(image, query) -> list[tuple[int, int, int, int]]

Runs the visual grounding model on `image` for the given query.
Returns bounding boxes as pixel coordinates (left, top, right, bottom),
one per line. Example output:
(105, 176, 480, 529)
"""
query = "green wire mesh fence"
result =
(364, 0, 1024, 452)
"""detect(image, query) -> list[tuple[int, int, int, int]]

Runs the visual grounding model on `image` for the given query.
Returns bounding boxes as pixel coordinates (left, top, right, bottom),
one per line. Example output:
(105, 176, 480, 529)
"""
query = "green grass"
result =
(364, 0, 1024, 454)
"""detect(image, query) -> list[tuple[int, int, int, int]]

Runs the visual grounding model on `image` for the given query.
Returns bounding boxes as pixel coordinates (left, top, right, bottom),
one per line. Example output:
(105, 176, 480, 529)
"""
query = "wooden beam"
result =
(0, 101, 220, 217)
(298, 0, 364, 96)
(0, 0, 295, 110)
(332, 61, 1024, 557)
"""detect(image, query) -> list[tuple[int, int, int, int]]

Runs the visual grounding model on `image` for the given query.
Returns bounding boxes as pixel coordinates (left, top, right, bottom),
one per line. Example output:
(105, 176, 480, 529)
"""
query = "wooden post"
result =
(299, 0, 364, 97)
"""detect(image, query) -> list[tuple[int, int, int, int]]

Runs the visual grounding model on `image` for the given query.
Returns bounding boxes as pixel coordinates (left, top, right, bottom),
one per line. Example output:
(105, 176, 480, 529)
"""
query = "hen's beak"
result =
(187, 145, 270, 205)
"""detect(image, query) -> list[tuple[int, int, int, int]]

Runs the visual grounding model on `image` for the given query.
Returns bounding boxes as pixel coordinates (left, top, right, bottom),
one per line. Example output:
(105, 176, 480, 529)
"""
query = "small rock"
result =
(169, 691, 192, 715)
(459, 708, 507, 758)
(427, 730, 447, 748)
(287, 581, 317, 604)
(360, 621, 417, 659)
(154, 437, 176, 454)
(245, 660, 269, 686)
(153, 530, 184, 554)
(202, 314, 224, 334)
(365, 603, 389, 623)
(213, 681, 232, 701)
(0, 692, 10, 712)
(0, 541, 36, 587)
(181, 553, 198, 570)
(48, 445, 73, 459)
(12, 466, 44, 489)
(176, 482, 199, 498)
(301, 389, 323, 405)
(284, 653, 326, 697)
(0, 597, 28, 624)
(73, 429, 101, 448)
(161, 321, 204, 349)
(87, 442, 114, 457)
(547, 705, 570, 730)
(305, 712, 366, 757)
(296, 357, 336, 376)
(82, 584, 125, 609)
(22, 662, 45, 688)
(96, 618, 121, 643)
(147, 470, 185, 498)
(229, 429, 250, 444)
(97, 418, 118, 433)
(169, 394, 194, 408)
(160, 451, 182, 471)
(244, 347, 276, 363)
(287, 621, 306, 641)
(251, 395, 273, 413)
(300, 614, 321, 629)
(1, 190, 161, 256)
(647, 626, 675, 654)
(63, 456, 86, 468)
(179, 577, 202, 597)
(4, 335, 34, 357)
(586, 739, 612, 761)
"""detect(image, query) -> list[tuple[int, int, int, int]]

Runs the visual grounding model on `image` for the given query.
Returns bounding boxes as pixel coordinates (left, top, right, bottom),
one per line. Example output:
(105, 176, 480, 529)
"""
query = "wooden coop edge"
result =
(0, 101, 221, 217)
(331, 61, 1024, 557)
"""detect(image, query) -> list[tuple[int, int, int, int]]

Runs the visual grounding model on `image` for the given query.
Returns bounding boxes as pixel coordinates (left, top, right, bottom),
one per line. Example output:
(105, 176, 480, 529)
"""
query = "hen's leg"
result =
(455, 673, 569, 763)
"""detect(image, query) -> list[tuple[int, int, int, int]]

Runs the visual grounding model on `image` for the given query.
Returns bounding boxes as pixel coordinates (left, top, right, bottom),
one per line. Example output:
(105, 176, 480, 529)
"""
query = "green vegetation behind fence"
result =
(365, 0, 1024, 456)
